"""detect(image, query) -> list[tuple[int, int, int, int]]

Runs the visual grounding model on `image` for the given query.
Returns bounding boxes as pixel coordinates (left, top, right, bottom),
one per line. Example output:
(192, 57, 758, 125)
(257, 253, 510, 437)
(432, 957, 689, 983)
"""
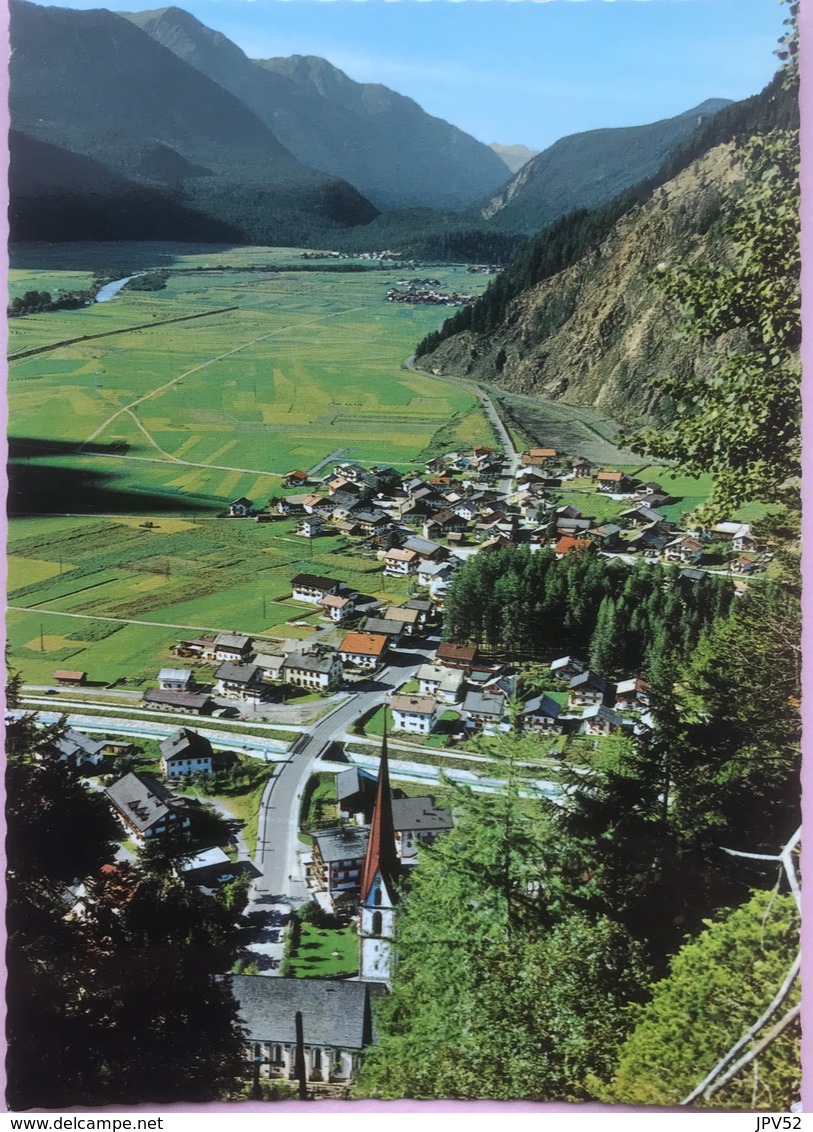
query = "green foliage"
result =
(443, 546, 733, 676)
(668, 584, 801, 852)
(628, 126, 800, 517)
(355, 767, 649, 1099)
(597, 890, 800, 1109)
(5, 716, 247, 1108)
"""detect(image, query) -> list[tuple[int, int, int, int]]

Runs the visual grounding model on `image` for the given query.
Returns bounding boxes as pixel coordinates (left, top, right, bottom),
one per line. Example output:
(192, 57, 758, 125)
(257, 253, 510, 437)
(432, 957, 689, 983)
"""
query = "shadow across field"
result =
(8, 436, 208, 516)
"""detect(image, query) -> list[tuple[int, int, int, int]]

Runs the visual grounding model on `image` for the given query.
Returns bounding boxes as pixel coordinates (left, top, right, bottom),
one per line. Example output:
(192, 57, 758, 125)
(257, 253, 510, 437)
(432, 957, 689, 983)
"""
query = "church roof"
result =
(359, 725, 401, 904)
(230, 977, 384, 1049)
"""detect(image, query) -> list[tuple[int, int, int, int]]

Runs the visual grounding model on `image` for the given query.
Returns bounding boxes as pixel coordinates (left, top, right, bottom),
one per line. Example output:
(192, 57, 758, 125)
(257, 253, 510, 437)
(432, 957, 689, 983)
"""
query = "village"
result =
(26, 431, 772, 1094)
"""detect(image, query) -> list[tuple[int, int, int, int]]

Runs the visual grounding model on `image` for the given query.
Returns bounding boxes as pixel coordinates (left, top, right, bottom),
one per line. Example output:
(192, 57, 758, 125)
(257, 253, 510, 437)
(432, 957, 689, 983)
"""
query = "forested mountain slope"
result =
(9, 0, 378, 243)
(416, 76, 798, 427)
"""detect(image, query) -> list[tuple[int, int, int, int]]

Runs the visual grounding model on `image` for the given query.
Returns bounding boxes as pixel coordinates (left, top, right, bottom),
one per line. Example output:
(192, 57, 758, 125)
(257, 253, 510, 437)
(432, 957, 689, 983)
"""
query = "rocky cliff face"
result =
(420, 142, 745, 426)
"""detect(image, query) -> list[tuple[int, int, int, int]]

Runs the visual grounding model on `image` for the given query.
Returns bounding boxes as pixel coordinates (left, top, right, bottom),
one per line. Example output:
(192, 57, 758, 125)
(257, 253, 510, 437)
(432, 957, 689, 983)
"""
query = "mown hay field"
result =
(9, 249, 494, 489)
(6, 513, 413, 684)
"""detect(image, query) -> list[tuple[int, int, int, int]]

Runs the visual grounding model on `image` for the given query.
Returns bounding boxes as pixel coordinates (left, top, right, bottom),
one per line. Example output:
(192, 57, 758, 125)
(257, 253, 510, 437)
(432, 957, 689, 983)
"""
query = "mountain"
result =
(490, 143, 538, 174)
(416, 77, 797, 425)
(9, 0, 378, 243)
(477, 100, 733, 234)
(8, 130, 242, 242)
(123, 5, 510, 212)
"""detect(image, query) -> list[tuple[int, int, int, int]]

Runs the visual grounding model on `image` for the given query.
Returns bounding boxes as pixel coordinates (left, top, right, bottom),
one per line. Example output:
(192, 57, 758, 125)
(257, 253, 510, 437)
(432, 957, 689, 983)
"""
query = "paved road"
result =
(247, 637, 438, 971)
(405, 354, 519, 494)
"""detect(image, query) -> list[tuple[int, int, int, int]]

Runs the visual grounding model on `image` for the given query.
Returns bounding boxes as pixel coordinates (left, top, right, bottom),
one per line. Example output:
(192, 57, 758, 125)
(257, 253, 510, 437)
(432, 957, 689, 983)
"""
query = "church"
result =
(357, 725, 401, 984)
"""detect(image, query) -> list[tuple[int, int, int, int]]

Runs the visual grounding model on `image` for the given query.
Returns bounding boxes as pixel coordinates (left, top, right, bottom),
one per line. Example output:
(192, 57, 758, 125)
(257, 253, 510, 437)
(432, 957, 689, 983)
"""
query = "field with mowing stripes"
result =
(7, 512, 415, 684)
(9, 245, 496, 518)
(6, 241, 638, 686)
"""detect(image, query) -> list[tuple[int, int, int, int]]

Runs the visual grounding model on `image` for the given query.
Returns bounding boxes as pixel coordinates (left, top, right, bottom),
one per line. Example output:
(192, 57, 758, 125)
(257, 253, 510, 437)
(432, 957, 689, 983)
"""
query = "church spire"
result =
(360, 717, 400, 904)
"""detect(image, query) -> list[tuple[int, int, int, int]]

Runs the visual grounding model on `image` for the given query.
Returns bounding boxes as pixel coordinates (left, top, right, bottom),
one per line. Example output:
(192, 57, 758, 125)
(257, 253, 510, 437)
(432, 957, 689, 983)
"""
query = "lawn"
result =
(289, 922, 358, 978)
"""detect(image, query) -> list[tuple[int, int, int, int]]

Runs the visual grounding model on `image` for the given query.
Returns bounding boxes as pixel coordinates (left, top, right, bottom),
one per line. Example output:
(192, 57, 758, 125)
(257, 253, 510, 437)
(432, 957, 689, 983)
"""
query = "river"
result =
(95, 273, 145, 302)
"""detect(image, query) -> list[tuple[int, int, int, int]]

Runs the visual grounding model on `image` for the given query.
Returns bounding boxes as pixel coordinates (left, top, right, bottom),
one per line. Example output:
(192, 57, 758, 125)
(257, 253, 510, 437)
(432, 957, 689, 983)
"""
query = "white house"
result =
(214, 662, 265, 702)
(390, 694, 438, 736)
(291, 573, 341, 604)
(338, 632, 389, 670)
(282, 650, 343, 691)
(320, 594, 356, 623)
(158, 667, 193, 692)
(391, 796, 453, 866)
(415, 663, 465, 704)
(160, 728, 215, 779)
(383, 548, 419, 576)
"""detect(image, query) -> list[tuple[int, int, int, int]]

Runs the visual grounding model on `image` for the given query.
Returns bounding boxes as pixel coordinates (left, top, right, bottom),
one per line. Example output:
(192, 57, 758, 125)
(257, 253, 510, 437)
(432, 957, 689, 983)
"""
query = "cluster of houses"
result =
(385, 280, 477, 306)
(379, 643, 653, 742)
(307, 768, 452, 915)
(226, 450, 761, 580)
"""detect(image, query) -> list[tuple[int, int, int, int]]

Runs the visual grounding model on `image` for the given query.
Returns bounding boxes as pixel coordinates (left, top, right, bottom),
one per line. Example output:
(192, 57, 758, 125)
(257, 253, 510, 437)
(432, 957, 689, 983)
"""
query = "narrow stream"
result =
(95, 273, 145, 302)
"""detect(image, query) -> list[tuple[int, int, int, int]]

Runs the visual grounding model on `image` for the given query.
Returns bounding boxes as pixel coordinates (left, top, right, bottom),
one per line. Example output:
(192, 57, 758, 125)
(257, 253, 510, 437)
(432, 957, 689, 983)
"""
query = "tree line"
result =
(355, 581, 801, 1103)
(442, 545, 734, 678)
(5, 693, 248, 1110)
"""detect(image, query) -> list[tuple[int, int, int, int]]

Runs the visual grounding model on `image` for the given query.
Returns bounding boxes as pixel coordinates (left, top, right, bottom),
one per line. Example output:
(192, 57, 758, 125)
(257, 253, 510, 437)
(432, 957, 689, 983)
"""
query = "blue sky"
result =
(55, 0, 785, 150)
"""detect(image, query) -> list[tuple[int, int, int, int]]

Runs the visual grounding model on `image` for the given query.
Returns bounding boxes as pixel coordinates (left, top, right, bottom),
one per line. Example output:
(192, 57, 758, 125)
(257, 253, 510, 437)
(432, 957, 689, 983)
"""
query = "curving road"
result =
(405, 354, 520, 493)
(245, 637, 439, 972)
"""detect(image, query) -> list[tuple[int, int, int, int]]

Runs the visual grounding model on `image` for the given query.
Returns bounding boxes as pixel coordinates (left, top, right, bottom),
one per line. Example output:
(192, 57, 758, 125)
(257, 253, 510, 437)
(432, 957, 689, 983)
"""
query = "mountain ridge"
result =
(123, 4, 510, 211)
(477, 98, 734, 234)
(9, 0, 379, 243)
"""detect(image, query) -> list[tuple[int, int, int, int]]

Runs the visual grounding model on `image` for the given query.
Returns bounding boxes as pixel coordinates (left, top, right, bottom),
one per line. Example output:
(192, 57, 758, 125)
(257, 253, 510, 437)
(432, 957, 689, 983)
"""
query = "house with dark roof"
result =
(230, 976, 384, 1084)
(518, 694, 563, 733)
(391, 796, 453, 865)
(105, 772, 190, 840)
(462, 690, 506, 734)
(214, 662, 265, 702)
(291, 574, 342, 604)
(337, 767, 379, 823)
(363, 617, 404, 644)
(311, 827, 369, 905)
(44, 726, 106, 769)
(213, 632, 254, 662)
(568, 670, 612, 708)
(142, 689, 215, 715)
(282, 650, 343, 691)
(160, 728, 215, 779)
(229, 497, 253, 517)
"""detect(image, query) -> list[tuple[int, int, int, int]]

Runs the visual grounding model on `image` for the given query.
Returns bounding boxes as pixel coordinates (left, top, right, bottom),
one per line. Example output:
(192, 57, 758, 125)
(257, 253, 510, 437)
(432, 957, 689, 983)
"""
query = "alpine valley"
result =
(6, 0, 802, 1113)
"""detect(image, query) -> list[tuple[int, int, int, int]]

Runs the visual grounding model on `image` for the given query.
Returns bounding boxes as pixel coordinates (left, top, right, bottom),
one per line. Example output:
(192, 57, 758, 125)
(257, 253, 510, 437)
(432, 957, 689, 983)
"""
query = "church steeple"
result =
(360, 719, 400, 905)
(358, 719, 400, 984)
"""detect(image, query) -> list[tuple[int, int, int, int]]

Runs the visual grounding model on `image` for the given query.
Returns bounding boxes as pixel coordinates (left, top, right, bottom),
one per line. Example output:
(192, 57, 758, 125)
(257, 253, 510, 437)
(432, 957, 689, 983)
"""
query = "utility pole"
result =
(294, 1011, 308, 1100)
(40, 623, 44, 652)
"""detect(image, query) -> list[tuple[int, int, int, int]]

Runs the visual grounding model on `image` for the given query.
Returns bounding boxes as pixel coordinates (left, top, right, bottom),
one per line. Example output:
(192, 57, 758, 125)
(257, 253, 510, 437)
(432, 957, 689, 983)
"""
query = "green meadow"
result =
(6, 241, 641, 685)
(6, 512, 416, 685)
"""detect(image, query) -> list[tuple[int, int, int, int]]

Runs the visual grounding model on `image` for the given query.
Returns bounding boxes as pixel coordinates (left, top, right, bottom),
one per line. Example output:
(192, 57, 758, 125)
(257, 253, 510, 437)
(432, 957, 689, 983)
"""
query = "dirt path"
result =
(82, 304, 370, 449)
